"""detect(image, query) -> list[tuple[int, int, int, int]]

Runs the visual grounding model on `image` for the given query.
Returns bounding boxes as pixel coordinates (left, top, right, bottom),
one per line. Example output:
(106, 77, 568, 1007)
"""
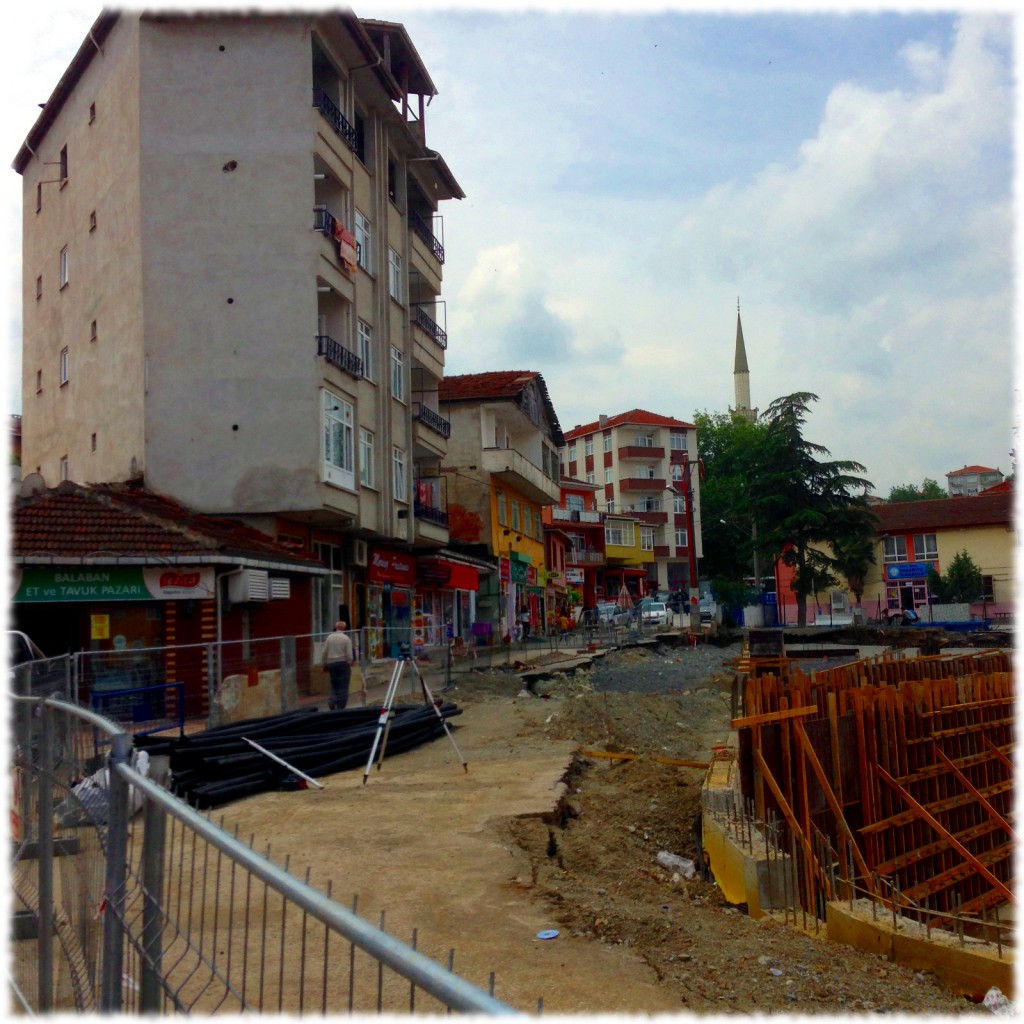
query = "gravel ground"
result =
(587, 640, 742, 694)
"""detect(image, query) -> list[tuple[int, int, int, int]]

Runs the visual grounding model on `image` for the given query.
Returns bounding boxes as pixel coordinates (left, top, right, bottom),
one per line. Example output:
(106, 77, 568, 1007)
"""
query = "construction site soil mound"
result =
(216, 643, 990, 1015)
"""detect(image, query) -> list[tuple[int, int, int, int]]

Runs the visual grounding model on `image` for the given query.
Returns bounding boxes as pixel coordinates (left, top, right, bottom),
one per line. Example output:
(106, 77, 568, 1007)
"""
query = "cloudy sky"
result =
(4, 2, 1018, 497)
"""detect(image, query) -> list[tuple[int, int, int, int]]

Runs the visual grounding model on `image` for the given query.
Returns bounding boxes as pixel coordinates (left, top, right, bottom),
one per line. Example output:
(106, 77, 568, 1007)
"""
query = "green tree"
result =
(751, 393, 875, 625)
(693, 410, 771, 584)
(832, 528, 877, 605)
(887, 478, 946, 502)
(929, 550, 984, 603)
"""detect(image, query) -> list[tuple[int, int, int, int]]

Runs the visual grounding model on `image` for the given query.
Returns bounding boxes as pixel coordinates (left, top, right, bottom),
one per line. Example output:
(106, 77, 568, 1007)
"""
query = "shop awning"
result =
(417, 558, 479, 592)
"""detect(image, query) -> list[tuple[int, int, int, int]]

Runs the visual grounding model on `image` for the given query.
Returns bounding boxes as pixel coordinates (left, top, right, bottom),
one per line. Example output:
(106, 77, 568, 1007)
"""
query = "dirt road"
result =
(215, 644, 985, 1015)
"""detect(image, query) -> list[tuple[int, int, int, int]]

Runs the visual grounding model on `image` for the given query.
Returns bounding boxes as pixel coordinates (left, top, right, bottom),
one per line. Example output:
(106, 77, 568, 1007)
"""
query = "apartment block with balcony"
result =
(542, 477, 604, 610)
(562, 409, 703, 592)
(440, 371, 564, 638)
(14, 10, 469, 641)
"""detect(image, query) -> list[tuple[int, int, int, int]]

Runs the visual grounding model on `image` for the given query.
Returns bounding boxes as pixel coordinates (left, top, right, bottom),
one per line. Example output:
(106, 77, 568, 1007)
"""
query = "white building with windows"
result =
(562, 410, 703, 592)
(14, 10, 466, 641)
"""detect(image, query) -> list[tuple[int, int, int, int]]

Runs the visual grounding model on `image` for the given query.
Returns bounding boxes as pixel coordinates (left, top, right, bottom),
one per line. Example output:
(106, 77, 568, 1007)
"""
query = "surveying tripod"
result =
(362, 653, 467, 784)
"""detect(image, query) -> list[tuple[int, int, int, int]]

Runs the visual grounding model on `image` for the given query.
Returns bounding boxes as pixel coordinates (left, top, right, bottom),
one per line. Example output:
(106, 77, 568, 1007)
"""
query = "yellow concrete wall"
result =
(827, 903, 1014, 1001)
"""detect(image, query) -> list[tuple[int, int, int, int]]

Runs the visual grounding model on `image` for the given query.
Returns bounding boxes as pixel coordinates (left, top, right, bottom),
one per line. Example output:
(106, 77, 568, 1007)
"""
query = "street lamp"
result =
(678, 456, 701, 633)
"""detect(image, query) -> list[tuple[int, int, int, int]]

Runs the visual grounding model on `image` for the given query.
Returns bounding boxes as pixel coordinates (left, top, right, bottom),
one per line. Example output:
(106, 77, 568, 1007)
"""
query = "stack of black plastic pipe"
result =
(133, 702, 462, 808)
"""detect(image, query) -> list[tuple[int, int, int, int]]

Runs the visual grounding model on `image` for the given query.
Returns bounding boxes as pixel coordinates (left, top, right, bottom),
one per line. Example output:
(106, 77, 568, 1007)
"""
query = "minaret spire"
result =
(732, 299, 755, 421)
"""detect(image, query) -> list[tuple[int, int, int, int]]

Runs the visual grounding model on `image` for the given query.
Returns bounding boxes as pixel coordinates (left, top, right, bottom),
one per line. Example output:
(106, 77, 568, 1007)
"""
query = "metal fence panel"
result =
(9, 694, 525, 1016)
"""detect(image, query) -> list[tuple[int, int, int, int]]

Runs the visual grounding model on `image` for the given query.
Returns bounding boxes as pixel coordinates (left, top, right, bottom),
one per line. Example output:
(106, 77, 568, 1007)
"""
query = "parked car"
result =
(594, 601, 631, 627)
(639, 600, 670, 627)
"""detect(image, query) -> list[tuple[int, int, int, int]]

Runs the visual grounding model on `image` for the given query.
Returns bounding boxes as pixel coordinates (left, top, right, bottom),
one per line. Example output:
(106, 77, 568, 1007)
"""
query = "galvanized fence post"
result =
(279, 636, 297, 712)
(100, 731, 133, 1013)
(140, 756, 170, 1013)
(206, 643, 217, 728)
(38, 703, 55, 1012)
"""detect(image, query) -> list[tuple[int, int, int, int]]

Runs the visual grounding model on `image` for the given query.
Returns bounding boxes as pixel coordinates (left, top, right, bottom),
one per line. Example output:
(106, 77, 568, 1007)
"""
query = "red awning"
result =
(417, 558, 480, 592)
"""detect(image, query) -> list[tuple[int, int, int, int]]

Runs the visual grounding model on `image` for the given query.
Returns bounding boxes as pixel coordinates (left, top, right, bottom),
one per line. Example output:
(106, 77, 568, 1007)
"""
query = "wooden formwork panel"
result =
(734, 655, 1015, 920)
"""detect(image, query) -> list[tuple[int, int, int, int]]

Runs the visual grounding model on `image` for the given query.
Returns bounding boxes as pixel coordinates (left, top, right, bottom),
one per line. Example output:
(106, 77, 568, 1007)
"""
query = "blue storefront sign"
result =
(886, 562, 935, 581)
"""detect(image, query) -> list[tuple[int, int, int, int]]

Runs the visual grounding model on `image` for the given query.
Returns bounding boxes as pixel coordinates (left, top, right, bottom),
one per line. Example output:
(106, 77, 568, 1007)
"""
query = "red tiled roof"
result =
(439, 370, 564, 445)
(439, 371, 541, 402)
(872, 491, 1013, 533)
(564, 409, 696, 441)
(981, 480, 1013, 494)
(946, 465, 1000, 477)
(13, 481, 323, 569)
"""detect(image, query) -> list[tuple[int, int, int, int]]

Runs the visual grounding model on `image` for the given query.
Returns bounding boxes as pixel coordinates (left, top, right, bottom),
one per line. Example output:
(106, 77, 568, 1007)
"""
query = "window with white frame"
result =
(584, 437, 594, 457)
(568, 443, 577, 462)
(671, 463, 683, 483)
(642, 464, 657, 479)
(674, 495, 685, 514)
(670, 432, 687, 450)
(605, 521, 634, 547)
(497, 491, 507, 526)
(883, 536, 908, 563)
(913, 534, 938, 561)
(604, 468, 613, 484)
(388, 247, 402, 302)
(586, 472, 595, 484)
(357, 320, 374, 381)
(392, 446, 406, 501)
(640, 526, 655, 551)
(534, 510, 542, 537)
(390, 345, 404, 401)
(637, 496, 662, 512)
(675, 527, 689, 548)
(59, 246, 69, 288)
(511, 500, 521, 532)
(354, 210, 371, 271)
(566, 493, 584, 512)
(603, 434, 613, 453)
(359, 428, 375, 487)
(635, 433, 654, 448)
(59, 347, 69, 385)
(321, 390, 355, 490)
(982, 575, 995, 600)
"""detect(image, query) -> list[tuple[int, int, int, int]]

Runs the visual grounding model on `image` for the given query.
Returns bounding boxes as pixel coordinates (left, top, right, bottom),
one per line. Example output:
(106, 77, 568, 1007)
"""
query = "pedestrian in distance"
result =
(321, 620, 355, 710)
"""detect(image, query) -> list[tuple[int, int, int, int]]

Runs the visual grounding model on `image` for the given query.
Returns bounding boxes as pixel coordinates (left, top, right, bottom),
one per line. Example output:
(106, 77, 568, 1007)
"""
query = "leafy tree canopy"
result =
(928, 550, 984, 603)
(887, 478, 946, 502)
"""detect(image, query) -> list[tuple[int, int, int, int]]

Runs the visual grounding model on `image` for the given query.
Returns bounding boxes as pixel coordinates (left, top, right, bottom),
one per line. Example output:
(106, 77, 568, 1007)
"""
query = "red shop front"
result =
(365, 547, 417, 659)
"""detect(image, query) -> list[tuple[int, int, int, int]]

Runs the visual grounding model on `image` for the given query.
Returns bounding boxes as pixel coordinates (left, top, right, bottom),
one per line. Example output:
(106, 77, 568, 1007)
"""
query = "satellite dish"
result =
(19, 472, 46, 497)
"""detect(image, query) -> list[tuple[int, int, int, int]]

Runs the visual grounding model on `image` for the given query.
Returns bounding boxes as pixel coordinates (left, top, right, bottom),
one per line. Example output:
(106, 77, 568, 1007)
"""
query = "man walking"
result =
(321, 620, 355, 710)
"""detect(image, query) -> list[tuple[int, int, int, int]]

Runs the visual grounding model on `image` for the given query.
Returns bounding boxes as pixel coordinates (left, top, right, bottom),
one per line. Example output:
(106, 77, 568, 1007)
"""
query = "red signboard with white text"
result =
(367, 548, 417, 586)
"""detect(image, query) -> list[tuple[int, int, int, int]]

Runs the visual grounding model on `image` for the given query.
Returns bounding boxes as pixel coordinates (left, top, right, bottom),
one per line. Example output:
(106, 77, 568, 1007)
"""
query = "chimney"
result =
(598, 414, 608, 428)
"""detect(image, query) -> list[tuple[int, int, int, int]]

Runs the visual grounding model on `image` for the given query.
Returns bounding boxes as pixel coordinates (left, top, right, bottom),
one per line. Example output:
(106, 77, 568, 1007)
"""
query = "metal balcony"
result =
(410, 211, 445, 263)
(316, 335, 362, 379)
(413, 403, 451, 439)
(312, 89, 358, 152)
(411, 305, 447, 349)
(414, 498, 449, 527)
(551, 507, 603, 524)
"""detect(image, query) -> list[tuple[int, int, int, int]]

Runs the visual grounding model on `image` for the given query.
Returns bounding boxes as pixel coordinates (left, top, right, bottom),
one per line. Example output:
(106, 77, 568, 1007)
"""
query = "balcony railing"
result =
(413, 403, 451, 439)
(313, 206, 338, 236)
(618, 445, 665, 460)
(312, 88, 358, 152)
(411, 305, 447, 349)
(410, 211, 445, 263)
(316, 335, 362, 379)
(552, 507, 603, 524)
(569, 549, 605, 564)
(414, 498, 449, 527)
(619, 477, 667, 491)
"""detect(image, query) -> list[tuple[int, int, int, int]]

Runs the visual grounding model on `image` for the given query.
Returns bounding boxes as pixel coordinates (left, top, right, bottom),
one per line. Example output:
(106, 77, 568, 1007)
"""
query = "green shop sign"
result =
(13, 566, 216, 603)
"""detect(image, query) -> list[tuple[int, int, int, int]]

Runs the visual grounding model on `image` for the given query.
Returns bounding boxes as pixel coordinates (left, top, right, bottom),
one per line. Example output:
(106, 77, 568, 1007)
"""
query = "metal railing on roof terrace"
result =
(409, 212, 445, 263)
(316, 335, 363, 380)
(312, 88, 358, 152)
(411, 305, 447, 349)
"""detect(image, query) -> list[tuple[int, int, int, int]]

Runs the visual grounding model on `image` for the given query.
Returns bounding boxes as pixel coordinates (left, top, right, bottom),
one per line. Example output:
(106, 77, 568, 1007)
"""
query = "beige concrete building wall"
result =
(20, 16, 146, 487)
(18, 10, 457, 572)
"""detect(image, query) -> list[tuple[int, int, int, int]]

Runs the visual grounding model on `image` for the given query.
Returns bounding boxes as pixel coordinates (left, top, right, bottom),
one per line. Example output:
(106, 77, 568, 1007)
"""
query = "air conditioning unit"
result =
(349, 538, 368, 567)
(227, 569, 269, 603)
(269, 577, 291, 600)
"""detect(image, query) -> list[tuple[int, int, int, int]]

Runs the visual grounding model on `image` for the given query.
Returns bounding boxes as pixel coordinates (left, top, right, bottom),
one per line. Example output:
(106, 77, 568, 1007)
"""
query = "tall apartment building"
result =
(562, 410, 703, 592)
(14, 11, 468, 645)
